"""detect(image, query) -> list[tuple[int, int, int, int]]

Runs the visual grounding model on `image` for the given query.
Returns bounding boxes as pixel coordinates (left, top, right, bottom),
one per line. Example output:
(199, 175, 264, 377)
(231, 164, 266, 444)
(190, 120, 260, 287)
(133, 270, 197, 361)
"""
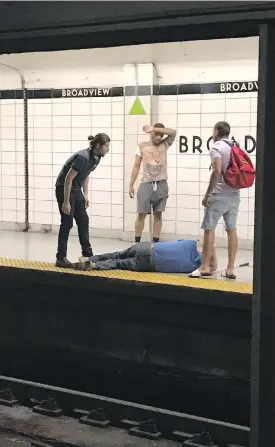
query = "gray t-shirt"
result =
(209, 139, 240, 195)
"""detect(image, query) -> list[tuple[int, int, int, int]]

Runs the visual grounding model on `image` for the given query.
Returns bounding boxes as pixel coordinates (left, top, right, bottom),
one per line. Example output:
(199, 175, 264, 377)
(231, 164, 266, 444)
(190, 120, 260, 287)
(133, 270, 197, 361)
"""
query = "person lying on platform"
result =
(73, 240, 217, 274)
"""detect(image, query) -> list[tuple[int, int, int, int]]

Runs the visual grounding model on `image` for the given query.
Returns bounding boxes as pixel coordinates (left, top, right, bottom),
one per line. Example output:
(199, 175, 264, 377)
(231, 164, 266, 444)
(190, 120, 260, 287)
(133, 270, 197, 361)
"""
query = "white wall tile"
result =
(34, 188, 53, 201)
(112, 192, 123, 205)
(92, 216, 112, 229)
(112, 128, 124, 140)
(34, 165, 53, 177)
(72, 102, 91, 115)
(158, 100, 177, 115)
(35, 200, 53, 213)
(71, 127, 91, 140)
(177, 168, 200, 182)
(177, 154, 200, 168)
(201, 98, 225, 114)
(225, 98, 251, 113)
(92, 178, 112, 191)
(92, 166, 111, 179)
(112, 166, 123, 180)
(112, 179, 123, 192)
(33, 103, 52, 116)
(111, 140, 124, 154)
(112, 115, 124, 128)
(1, 104, 16, 116)
(92, 102, 112, 115)
(2, 140, 16, 151)
(225, 113, 250, 127)
(162, 221, 176, 234)
(2, 152, 16, 164)
(2, 187, 16, 199)
(2, 210, 17, 222)
(177, 114, 201, 128)
(72, 115, 91, 128)
(157, 114, 178, 128)
(34, 152, 52, 165)
(1, 116, 16, 128)
(92, 115, 111, 128)
(34, 212, 52, 225)
(111, 153, 123, 167)
(178, 99, 201, 114)
(53, 127, 71, 141)
(2, 176, 16, 187)
(53, 116, 71, 128)
(91, 191, 111, 204)
(112, 204, 123, 218)
(53, 103, 71, 116)
(1, 128, 16, 139)
(112, 102, 124, 115)
(112, 217, 123, 230)
(53, 152, 70, 166)
(176, 221, 200, 236)
(201, 113, 225, 128)
(33, 116, 52, 128)
(91, 203, 111, 217)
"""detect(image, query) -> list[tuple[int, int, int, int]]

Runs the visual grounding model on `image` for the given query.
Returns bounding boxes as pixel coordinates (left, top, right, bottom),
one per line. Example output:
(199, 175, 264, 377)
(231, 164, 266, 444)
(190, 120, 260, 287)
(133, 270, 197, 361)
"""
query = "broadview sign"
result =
(179, 135, 256, 154)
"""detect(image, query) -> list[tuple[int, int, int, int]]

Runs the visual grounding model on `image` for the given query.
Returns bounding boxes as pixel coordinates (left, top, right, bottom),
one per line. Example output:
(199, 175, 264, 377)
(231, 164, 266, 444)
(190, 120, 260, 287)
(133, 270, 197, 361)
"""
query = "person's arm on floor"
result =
(143, 124, 177, 147)
(202, 157, 222, 207)
(129, 154, 142, 198)
(83, 177, 89, 208)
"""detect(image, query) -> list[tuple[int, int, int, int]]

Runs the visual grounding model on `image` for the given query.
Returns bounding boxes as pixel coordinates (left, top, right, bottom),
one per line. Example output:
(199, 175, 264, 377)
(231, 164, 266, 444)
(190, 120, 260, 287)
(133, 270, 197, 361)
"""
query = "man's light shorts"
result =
(201, 192, 240, 231)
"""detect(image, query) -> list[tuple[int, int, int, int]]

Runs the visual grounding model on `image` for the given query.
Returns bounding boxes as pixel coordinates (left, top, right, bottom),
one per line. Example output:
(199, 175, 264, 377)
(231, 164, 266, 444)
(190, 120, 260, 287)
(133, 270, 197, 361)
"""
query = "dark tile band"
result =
(0, 81, 258, 100)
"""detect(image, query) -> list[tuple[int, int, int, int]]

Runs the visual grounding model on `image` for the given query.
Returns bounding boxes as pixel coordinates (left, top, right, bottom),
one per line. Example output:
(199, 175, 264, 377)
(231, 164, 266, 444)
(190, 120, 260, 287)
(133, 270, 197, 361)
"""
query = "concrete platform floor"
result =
(0, 230, 253, 283)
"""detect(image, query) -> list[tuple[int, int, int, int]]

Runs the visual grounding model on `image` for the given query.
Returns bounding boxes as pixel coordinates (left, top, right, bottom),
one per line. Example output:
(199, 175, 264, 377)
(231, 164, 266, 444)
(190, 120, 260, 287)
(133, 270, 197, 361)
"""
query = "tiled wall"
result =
(0, 96, 25, 225)
(0, 57, 258, 246)
(26, 92, 124, 233)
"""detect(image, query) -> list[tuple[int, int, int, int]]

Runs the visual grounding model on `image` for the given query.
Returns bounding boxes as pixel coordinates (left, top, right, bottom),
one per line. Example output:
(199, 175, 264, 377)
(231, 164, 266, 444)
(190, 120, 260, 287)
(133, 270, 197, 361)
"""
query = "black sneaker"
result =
(55, 258, 74, 269)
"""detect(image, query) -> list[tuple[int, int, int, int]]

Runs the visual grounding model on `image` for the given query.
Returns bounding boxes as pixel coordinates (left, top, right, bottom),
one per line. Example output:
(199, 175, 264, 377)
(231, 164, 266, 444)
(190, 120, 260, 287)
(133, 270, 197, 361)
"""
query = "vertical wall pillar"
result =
(123, 63, 157, 240)
(250, 22, 275, 447)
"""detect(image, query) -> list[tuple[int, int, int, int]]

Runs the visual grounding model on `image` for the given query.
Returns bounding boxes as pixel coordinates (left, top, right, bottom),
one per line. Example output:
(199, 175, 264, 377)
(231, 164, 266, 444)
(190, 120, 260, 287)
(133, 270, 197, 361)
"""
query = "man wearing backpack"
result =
(190, 121, 255, 280)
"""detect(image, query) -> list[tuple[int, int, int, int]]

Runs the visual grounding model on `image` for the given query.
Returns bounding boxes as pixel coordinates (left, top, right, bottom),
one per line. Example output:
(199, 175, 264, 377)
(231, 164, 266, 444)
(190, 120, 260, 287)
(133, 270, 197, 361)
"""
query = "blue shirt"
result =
(153, 240, 202, 273)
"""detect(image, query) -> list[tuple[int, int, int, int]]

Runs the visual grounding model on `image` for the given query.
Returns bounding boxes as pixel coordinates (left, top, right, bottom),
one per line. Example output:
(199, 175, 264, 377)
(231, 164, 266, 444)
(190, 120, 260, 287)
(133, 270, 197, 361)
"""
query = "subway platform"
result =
(0, 231, 253, 290)
(0, 229, 253, 432)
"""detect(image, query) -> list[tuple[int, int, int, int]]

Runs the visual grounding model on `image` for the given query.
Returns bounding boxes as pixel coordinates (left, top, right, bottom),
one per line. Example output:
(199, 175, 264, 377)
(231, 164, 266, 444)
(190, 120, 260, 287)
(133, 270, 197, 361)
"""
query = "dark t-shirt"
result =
(55, 148, 101, 189)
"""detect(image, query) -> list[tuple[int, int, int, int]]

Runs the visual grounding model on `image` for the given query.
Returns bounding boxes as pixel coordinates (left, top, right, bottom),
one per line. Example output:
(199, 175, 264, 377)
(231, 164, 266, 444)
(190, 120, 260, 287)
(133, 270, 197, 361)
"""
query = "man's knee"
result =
(61, 215, 74, 230)
(75, 210, 89, 226)
(137, 213, 146, 222)
(226, 227, 237, 234)
(153, 211, 162, 221)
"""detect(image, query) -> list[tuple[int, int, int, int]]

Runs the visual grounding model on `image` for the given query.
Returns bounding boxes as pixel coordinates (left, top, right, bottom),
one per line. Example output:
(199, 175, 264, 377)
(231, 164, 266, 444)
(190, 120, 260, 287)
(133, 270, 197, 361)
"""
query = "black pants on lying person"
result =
(56, 186, 93, 264)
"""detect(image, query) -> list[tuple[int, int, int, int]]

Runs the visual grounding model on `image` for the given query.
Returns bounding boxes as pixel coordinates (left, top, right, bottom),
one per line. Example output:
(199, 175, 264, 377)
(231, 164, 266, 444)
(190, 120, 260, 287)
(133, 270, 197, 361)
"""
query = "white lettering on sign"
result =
(220, 81, 258, 93)
(61, 88, 110, 97)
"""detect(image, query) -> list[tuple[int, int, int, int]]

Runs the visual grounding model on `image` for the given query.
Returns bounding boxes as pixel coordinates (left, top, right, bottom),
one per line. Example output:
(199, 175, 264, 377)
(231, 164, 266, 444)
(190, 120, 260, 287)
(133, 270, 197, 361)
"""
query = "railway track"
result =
(0, 375, 248, 447)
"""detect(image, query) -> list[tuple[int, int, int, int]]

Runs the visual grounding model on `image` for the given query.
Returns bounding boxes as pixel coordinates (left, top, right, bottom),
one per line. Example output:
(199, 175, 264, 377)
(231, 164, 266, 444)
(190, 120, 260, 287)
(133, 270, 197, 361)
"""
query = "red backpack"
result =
(223, 139, 256, 189)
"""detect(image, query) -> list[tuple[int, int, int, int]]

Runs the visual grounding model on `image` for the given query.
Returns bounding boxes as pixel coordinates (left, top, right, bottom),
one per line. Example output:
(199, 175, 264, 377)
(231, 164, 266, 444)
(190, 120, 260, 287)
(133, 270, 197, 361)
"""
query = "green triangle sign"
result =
(129, 97, 146, 115)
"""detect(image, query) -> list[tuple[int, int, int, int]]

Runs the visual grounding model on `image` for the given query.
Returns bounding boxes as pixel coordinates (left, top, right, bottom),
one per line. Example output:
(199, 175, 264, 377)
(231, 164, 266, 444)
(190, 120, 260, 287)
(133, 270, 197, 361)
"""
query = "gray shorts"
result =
(137, 180, 169, 214)
(201, 193, 240, 231)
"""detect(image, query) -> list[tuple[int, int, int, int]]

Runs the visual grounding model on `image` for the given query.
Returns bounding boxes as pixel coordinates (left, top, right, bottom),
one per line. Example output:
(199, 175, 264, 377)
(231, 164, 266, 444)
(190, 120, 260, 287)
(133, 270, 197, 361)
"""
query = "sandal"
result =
(221, 271, 236, 280)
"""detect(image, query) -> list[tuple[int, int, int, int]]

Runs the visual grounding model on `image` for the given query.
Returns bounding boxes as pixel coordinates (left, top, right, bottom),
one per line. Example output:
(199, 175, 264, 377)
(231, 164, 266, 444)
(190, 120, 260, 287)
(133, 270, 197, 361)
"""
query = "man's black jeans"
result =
(56, 186, 93, 260)
(90, 241, 155, 271)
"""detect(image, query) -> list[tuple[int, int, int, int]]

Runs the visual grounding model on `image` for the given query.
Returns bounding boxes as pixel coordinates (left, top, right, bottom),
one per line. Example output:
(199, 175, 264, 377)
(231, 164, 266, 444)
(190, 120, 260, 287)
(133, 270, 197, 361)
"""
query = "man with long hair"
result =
(55, 133, 110, 268)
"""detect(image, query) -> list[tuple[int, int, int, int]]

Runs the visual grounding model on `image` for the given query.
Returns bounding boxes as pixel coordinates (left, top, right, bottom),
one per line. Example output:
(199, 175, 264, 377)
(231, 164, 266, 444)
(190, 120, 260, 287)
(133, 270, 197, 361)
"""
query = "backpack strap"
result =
(208, 138, 239, 171)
